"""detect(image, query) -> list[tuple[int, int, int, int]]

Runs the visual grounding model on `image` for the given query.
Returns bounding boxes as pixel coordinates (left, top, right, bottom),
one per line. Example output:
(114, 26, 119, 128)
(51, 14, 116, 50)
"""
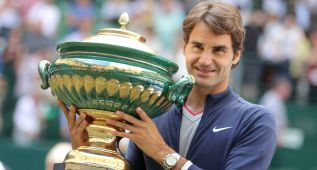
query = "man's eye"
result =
(193, 45, 203, 50)
(214, 48, 225, 53)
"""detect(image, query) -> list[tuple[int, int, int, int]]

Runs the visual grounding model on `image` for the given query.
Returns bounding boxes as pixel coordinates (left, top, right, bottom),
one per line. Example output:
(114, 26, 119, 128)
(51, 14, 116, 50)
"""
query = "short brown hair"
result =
(183, 0, 245, 55)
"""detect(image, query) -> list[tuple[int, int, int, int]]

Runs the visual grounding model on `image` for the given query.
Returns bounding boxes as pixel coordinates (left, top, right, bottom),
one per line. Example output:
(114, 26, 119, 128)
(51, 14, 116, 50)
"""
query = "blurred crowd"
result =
(0, 0, 316, 148)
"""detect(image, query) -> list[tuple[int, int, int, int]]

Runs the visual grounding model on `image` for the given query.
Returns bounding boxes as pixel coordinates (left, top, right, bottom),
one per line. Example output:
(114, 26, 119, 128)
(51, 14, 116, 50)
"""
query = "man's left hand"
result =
(106, 107, 174, 165)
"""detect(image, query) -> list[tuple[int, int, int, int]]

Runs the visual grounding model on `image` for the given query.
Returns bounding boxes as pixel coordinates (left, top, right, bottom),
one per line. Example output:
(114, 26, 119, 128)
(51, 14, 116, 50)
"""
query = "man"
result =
(59, 1, 277, 169)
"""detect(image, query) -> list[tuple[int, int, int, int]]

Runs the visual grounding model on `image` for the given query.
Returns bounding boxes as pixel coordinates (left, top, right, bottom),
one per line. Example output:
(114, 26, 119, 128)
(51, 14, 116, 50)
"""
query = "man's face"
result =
(184, 22, 240, 93)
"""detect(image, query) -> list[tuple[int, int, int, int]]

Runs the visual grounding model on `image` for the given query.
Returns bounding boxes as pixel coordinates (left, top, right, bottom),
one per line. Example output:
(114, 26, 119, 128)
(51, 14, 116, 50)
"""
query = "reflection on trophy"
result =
(38, 13, 194, 170)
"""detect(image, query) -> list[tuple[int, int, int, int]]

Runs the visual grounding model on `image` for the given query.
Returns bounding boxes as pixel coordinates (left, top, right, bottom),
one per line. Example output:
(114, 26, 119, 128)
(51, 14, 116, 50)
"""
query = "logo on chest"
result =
(212, 126, 233, 133)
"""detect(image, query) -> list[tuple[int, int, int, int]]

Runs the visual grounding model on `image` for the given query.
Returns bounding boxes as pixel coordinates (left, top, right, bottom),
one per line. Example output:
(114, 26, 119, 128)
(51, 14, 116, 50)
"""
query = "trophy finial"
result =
(118, 12, 129, 30)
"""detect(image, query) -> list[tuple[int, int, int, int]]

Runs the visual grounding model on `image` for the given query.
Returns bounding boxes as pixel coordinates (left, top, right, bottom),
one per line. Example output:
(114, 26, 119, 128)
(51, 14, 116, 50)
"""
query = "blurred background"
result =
(0, 0, 316, 169)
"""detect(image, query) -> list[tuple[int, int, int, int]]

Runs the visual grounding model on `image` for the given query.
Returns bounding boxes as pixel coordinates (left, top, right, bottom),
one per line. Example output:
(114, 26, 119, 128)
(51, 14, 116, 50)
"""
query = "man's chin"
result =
(194, 81, 216, 88)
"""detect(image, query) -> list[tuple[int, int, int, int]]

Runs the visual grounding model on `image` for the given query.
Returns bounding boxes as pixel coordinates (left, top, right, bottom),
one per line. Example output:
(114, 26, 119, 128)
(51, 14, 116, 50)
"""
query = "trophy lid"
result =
(82, 12, 155, 54)
(57, 12, 178, 74)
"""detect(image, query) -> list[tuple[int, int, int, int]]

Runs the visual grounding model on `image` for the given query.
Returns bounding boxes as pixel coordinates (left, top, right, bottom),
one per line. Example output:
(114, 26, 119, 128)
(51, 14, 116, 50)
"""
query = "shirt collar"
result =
(174, 86, 237, 116)
(203, 86, 238, 115)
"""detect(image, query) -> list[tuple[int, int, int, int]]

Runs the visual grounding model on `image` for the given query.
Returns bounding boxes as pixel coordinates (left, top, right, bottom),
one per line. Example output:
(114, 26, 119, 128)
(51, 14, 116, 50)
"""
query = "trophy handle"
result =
(168, 74, 195, 107)
(38, 60, 51, 89)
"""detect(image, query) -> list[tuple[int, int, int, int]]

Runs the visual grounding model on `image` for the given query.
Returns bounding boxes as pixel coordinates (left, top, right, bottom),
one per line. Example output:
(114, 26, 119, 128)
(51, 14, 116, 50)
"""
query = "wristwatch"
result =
(162, 153, 181, 170)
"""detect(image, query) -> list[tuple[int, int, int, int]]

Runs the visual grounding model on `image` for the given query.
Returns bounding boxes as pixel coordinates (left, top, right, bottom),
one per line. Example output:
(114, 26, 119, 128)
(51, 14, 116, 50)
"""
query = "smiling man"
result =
(60, 1, 277, 170)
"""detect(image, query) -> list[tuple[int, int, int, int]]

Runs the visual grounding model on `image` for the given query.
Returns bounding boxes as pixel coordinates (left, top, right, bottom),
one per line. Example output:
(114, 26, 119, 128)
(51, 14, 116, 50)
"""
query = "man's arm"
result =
(224, 110, 277, 170)
(125, 141, 146, 169)
(126, 137, 196, 170)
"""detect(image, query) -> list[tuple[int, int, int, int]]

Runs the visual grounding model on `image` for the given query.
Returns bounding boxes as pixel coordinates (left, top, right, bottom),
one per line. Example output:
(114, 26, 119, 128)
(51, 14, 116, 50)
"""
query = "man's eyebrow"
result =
(212, 45, 228, 50)
(190, 41, 204, 46)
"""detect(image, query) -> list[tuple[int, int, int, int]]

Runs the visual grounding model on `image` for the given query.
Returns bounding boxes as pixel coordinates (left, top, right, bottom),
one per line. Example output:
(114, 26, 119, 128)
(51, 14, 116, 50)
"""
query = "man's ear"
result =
(232, 50, 241, 68)
(182, 41, 186, 55)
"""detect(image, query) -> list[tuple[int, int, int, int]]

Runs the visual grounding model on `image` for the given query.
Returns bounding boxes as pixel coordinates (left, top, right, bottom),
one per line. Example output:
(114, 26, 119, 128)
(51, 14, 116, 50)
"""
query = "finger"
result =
(74, 112, 86, 129)
(115, 110, 143, 126)
(77, 120, 88, 135)
(136, 107, 151, 122)
(107, 119, 136, 132)
(112, 131, 133, 139)
(57, 98, 69, 120)
(68, 105, 77, 129)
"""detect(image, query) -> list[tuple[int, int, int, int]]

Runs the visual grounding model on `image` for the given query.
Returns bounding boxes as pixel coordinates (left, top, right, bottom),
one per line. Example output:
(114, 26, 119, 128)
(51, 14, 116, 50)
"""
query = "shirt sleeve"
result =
(224, 110, 277, 170)
(125, 141, 146, 170)
(187, 164, 204, 170)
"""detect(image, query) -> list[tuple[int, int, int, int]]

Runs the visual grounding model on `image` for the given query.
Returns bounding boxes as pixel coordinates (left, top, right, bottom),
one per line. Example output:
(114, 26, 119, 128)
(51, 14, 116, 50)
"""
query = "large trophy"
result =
(38, 13, 194, 170)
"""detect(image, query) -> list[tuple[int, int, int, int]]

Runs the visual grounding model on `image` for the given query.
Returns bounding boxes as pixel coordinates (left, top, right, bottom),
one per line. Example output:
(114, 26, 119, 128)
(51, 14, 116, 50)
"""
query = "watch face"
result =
(166, 156, 177, 166)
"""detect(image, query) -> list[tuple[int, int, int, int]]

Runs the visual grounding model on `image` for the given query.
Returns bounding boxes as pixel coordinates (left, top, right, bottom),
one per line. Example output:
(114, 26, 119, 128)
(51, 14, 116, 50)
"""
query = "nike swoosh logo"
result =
(212, 126, 233, 132)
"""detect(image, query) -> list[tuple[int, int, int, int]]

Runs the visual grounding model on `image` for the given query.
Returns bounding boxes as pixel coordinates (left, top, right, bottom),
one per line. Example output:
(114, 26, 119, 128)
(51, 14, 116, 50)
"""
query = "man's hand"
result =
(106, 107, 175, 165)
(57, 99, 90, 149)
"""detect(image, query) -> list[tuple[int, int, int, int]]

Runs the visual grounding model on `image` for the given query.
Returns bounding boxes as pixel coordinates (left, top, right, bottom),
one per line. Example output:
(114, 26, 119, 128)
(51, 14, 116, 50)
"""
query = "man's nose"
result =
(198, 52, 213, 65)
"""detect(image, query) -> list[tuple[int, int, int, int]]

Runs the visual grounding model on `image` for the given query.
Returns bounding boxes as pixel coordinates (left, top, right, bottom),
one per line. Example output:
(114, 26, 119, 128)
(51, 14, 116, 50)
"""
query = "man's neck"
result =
(185, 85, 228, 113)
(185, 87, 208, 113)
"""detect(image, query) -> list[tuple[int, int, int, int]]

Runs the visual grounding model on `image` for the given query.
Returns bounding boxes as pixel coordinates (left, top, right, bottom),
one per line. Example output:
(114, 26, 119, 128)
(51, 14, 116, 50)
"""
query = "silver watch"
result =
(163, 153, 181, 170)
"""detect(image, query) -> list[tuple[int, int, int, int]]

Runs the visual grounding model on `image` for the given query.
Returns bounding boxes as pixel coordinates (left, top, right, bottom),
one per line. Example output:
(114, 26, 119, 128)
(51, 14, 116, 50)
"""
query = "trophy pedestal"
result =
(61, 109, 129, 170)
(53, 162, 116, 170)
(64, 146, 128, 170)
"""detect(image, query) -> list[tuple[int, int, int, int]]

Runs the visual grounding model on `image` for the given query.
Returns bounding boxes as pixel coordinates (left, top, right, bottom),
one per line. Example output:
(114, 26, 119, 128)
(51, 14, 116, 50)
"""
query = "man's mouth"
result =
(195, 66, 216, 73)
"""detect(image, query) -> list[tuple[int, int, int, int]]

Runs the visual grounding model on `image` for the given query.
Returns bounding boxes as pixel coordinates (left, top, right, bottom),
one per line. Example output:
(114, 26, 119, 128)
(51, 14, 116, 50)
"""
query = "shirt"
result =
(126, 87, 277, 170)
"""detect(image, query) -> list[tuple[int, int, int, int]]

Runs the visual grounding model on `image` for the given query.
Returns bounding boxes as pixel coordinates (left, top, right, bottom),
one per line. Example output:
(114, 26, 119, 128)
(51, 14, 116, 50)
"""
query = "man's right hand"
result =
(57, 99, 90, 149)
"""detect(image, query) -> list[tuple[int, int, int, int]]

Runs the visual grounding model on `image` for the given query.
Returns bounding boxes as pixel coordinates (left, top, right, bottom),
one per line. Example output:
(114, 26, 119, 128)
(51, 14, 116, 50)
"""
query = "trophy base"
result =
(65, 163, 114, 170)
(64, 146, 129, 170)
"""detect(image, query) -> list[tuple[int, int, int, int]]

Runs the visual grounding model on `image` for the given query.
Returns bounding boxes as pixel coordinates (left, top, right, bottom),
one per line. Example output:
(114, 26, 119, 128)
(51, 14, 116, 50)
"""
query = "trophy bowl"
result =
(38, 13, 194, 170)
